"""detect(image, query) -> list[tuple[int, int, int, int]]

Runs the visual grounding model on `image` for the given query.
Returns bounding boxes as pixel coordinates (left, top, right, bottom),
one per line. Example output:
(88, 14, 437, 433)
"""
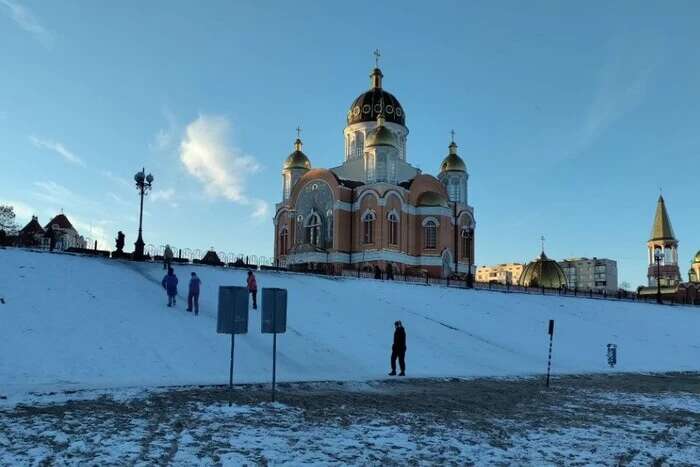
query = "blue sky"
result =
(1, 1, 698, 287)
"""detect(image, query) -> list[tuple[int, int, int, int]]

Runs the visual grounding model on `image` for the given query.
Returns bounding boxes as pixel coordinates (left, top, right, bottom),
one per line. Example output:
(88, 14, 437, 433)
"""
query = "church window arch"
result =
(460, 227, 472, 259)
(353, 131, 364, 159)
(387, 210, 399, 246)
(305, 212, 322, 247)
(279, 226, 289, 256)
(362, 210, 376, 244)
(423, 218, 438, 250)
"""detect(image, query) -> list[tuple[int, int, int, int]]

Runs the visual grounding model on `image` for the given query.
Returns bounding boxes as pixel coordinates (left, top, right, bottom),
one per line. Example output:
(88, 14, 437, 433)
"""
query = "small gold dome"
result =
(365, 114, 398, 148)
(440, 141, 466, 172)
(283, 138, 311, 170)
(693, 250, 700, 264)
(518, 251, 568, 289)
(417, 191, 448, 207)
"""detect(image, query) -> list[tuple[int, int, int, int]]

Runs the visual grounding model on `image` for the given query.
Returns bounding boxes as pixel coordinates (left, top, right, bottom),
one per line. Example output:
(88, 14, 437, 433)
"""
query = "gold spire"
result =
(294, 126, 302, 151)
(449, 130, 458, 155)
(370, 50, 383, 89)
(649, 195, 676, 241)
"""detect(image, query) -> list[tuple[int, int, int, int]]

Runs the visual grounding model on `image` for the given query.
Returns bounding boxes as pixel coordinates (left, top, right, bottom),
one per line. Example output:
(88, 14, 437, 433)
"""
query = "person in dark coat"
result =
(163, 245, 174, 270)
(389, 320, 406, 376)
(246, 270, 258, 309)
(161, 267, 178, 307)
(386, 263, 394, 280)
(374, 265, 382, 280)
(187, 272, 201, 315)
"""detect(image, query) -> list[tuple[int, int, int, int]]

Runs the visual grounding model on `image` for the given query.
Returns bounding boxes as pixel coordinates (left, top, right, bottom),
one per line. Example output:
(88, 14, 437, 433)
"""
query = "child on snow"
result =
(247, 270, 258, 309)
(187, 272, 201, 315)
(162, 267, 179, 307)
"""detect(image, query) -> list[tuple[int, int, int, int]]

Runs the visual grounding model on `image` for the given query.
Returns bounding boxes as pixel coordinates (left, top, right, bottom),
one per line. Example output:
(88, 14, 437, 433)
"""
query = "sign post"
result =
(217, 286, 249, 406)
(546, 319, 554, 388)
(262, 288, 287, 402)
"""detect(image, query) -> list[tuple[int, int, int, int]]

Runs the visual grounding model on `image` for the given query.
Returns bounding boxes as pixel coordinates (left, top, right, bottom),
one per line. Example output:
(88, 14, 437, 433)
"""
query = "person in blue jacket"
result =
(162, 267, 179, 307)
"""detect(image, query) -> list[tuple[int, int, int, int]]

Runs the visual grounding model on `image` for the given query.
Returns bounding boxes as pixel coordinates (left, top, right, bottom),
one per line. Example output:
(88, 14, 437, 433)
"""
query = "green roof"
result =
(649, 195, 676, 242)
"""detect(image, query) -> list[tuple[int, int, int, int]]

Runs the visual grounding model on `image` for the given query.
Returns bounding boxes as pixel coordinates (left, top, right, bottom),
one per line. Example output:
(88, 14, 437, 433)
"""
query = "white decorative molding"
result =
(285, 249, 451, 267)
(421, 216, 440, 227)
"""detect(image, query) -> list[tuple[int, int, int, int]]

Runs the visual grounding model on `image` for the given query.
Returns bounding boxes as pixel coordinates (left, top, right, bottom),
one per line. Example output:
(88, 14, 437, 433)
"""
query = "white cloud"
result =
(107, 192, 130, 207)
(150, 108, 178, 151)
(251, 199, 270, 220)
(71, 217, 111, 251)
(30, 136, 85, 166)
(180, 115, 267, 217)
(0, 0, 53, 48)
(32, 181, 74, 205)
(150, 188, 178, 208)
(101, 170, 132, 190)
(150, 188, 175, 202)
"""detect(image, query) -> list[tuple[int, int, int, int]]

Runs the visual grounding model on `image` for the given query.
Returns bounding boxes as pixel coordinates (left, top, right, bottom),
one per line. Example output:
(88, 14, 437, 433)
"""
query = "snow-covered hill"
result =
(1, 248, 699, 403)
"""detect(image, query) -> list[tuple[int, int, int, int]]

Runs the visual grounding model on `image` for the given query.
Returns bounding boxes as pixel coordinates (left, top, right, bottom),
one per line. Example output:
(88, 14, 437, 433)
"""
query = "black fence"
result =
(4, 244, 699, 308)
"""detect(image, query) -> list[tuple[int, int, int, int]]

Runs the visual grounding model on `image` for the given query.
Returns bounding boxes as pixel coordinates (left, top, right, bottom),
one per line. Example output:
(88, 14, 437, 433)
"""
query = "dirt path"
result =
(2, 373, 700, 465)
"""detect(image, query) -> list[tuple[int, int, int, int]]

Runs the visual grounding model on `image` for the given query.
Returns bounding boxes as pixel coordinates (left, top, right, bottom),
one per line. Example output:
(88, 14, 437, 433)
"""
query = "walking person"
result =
(187, 272, 201, 315)
(161, 267, 179, 307)
(163, 244, 174, 270)
(247, 270, 258, 310)
(389, 320, 406, 376)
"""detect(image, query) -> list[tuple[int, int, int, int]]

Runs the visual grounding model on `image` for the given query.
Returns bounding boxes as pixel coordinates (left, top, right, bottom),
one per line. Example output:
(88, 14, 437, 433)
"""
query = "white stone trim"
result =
(422, 216, 440, 227)
(285, 249, 449, 267)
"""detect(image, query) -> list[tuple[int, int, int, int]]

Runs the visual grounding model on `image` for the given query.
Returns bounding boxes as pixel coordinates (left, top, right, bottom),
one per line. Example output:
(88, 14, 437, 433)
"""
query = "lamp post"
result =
(133, 168, 154, 261)
(454, 206, 475, 288)
(654, 248, 664, 304)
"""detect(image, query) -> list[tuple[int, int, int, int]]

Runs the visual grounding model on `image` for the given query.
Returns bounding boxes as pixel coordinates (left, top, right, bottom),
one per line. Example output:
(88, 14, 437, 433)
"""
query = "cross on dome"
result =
(373, 49, 381, 68)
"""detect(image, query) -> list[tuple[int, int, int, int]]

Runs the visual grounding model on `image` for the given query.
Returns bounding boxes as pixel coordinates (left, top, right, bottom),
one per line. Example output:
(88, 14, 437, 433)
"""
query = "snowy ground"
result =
(2, 247, 700, 405)
(2, 373, 700, 465)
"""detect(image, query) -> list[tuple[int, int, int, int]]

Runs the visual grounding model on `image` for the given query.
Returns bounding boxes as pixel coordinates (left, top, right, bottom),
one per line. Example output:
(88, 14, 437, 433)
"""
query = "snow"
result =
(1, 247, 700, 404)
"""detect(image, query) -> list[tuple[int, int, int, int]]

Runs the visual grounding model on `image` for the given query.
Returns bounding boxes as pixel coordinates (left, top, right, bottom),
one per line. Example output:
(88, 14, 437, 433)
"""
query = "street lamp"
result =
(453, 204, 475, 288)
(654, 248, 664, 304)
(133, 168, 154, 260)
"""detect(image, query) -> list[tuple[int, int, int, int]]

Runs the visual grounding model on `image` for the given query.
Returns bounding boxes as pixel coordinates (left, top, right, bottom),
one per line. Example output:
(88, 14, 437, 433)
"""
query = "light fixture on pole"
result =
(133, 168, 154, 261)
(654, 247, 664, 304)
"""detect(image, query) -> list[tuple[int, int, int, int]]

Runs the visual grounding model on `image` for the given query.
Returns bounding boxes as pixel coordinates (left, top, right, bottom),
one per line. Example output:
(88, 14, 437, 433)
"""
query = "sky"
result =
(1, 1, 699, 287)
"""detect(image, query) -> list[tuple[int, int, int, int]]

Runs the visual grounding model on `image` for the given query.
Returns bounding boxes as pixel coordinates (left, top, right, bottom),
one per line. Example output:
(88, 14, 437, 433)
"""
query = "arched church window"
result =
(354, 132, 364, 159)
(388, 211, 399, 246)
(363, 211, 376, 244)
(448, 178, 461, 202)
(460, 228, 471, 259)
(424, 220, 437, 250)
(305, 213, 322, 247)
(280, 227, 289, 255)
(283, 173, 291, 199)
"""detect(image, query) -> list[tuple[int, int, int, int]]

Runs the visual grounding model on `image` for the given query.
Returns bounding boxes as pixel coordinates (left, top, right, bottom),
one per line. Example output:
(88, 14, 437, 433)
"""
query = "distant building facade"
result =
(17, 214, 86, 250)
(476, 263, 524, 284)
(558, 258, 618, 292)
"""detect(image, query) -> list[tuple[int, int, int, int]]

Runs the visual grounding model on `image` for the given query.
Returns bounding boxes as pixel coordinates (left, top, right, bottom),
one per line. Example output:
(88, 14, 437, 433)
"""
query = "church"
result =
(273, 57, 475, 278)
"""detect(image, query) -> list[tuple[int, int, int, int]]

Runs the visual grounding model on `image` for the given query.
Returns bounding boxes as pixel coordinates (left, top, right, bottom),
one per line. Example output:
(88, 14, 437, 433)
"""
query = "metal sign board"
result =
(217, 286, 249, 334)
(262, 287, 287, 334)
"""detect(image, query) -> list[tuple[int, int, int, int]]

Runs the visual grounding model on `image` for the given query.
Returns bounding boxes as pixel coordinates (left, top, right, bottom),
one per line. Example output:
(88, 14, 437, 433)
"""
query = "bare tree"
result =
(0, 205, 18, 234)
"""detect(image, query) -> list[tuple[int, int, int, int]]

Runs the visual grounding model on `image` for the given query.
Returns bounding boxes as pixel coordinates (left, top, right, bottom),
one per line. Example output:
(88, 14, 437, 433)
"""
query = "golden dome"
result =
(365, 114, 398, 148)
(417, 191, 448, 207)
(439, 141, 466, 173)
(518, 251, 568, 289)
(283, 138, 311, 170)
(693, 250, 700, 263)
